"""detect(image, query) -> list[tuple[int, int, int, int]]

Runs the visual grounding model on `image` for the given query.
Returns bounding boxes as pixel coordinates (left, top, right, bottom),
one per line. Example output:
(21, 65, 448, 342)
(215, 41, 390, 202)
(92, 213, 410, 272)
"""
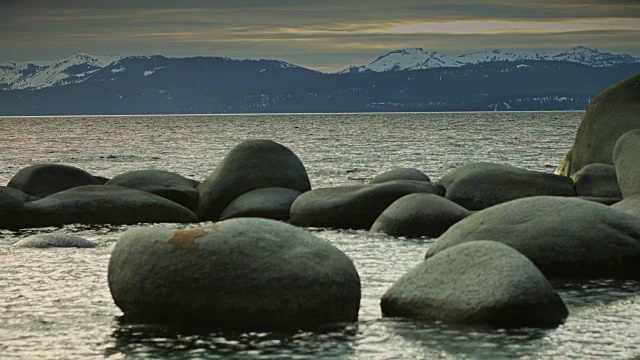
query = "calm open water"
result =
(0, 112, 638, 359)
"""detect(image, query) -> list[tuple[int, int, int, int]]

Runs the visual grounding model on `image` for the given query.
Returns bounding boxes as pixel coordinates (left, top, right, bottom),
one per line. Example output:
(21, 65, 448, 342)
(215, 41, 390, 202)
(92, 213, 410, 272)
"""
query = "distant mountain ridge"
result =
(341, 46, 640, 73)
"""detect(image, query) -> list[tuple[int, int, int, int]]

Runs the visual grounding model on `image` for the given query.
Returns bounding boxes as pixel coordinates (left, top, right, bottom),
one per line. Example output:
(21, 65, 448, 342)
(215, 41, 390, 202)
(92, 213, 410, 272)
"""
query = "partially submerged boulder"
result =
(108, 218, 361, 329)
(381, 241, 568, 328)
(0, 187, 35, 229)
(7, 163, 100, 198)
(427, 196, 640, 279)
(220, 187, 301, 221)
(571, 163, 621, 198)
(370, 168, 430, 184)
(438, 162, 575, 210)
(196, 140, 311, 221)
(14, 233, 97, 248)
(106, 169, 199, 211)
(370, 193, 469, 238)
(24, 185, 198, 227)
(290, 181, 445, 230)
(613, 129, 640, 199)
(556, 74, 640, 176)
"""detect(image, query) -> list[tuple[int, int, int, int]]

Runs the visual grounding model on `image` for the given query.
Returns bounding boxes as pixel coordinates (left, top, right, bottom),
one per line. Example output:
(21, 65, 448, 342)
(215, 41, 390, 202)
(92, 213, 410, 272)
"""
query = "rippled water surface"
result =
(1, 112, 639, 359)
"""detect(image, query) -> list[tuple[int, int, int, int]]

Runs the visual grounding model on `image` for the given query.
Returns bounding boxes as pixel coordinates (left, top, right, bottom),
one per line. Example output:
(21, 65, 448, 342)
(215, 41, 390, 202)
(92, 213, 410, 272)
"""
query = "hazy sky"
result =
(2, 0, 639, 72)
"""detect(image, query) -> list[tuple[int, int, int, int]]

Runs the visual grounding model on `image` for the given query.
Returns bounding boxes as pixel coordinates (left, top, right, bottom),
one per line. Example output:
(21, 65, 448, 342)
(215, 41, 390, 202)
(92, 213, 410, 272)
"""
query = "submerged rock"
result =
(196, 140, 311, 221)
(14, 233, 97, 248)
(106, 169, 199, 211)
(7, 163, 100, 198)
(370, 168, 430, 184)
(426, 196, 640, 279)
(370, 193, 469, 238)
(24, 185, 198, 227)
(438, 162, 575, 210)
(220, 187, 301, 221)
(381, 241, 568, 328)
(290, 180, 445, 230)
(108, 218, 361, 329)
(556, 74, 640, 176)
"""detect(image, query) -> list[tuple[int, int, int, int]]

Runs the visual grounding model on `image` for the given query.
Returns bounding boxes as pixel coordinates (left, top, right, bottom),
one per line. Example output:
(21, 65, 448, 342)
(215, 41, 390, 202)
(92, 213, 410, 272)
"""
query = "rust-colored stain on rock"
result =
(168, 228, 207, 250)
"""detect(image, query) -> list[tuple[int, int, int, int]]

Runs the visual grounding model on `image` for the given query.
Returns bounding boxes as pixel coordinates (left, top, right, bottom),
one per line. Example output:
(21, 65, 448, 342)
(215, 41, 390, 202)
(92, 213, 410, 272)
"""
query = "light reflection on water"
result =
(1, 112, 639, 359)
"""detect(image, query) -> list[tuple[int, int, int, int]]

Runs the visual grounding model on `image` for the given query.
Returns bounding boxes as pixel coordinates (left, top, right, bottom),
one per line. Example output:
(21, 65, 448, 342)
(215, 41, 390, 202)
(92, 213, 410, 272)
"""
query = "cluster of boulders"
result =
(6, 74, 640, 331)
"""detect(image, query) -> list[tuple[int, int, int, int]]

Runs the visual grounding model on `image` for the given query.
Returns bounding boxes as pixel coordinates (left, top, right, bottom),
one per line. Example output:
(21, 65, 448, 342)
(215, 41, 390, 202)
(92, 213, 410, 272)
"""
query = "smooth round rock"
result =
(437, 162, 575, 210)
(14, 233, 97, 248)
(290, 180, 445, 230)
(557, 74, 640, 175)
(381, 241, 568, 328)
(612, 194, 640, 218)
(370, 168, 430, 184)
(613, 129, 640, 198)
(24, 185, 198, 227)
(0, 187, 35, 229)
(196, 140, 311, 221)
(106, 169, 199, 211)
(426, 196, 640, 279)
(370, 193, 470, 238)
(108, 218, 361, 329)
(220, 187, 301, 221)
(571, 163, 621, 198)
(7, 163, 100, 198)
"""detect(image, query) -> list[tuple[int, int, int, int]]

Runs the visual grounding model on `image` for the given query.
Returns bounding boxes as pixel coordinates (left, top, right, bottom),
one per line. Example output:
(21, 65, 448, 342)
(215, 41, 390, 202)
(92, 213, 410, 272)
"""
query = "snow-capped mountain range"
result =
(341, 46, 640, 73)
(0, 46, 638, 91)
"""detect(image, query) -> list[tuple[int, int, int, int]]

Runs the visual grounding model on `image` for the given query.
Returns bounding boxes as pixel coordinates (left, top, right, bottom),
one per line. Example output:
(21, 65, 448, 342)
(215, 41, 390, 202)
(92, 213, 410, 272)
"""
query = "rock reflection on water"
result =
(1, 113, 639, 359)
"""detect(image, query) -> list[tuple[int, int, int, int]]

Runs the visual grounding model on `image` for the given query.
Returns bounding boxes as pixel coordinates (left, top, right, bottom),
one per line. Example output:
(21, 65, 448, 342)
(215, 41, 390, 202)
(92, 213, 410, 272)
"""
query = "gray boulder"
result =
(612, 194, 640, 218)
(108, 218, 361, 329)
(381, 241, 568, 328)
(220, 187, 301, 221)
(437, 162, 575, 210)
(196, 140, 311, 221)
(290, 180, 445, 230)
(370, 168, 430, 184)
(370, 193, 470, 238)
(0, 187, 35, 229)
(106, 169, 199, 211)
(556, 74, 640, 176)
(613, 129, 640, 198)
(24, 185, 198, 227)
(571, 163, 622, 198)
(426, 196, 640, 279)
(14, 233, 97, 248)
(7, 163, 100, 198)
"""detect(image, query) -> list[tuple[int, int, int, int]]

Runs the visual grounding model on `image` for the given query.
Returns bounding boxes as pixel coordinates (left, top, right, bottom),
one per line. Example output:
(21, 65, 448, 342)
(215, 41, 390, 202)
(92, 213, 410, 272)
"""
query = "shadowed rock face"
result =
(7, 163, 100, 198)
(14, 233, 96, 248)
(438, 162, 575, 210)
(106, 169, 199, 211)
(0, 187, 35, 229)
(196, 140, 311, 221)
(23, 185, 198, 227)
(108, 218, 361, 329)
(426, 196, 640, 279)
(613, 129, 640, 199)
(220, 187, 301, 221)
(370, 193, 469, 238)
(557, 74, 640, 176)
(289, 180, 445, 230)
(370, 168, 430, 184)
(381, 241, 568, 328)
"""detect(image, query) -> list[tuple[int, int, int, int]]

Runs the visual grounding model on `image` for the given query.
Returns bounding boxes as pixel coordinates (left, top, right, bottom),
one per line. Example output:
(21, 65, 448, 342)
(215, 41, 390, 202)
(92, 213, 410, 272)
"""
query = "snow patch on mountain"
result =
(143, 66, 165, 76)
(552, 46, 640, 67)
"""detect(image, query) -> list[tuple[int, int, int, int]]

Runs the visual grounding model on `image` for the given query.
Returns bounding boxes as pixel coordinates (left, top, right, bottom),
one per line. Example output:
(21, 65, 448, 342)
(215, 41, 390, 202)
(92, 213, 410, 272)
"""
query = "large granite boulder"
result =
(7, 163, 100, 198)
(220, 187, 301, 221)
(426, 196, 640, 279)
(370, 168, 430, 184)
(0, 187, 35, 229)
(106, 169, 199, 211)
(437, 162, 575, 210)
(196, 140, 311, 221)
(613, 129, 640, 198)
(370, 193, 470, 238)
(24, 185, 198, 227)
(381, 241, 568, 328)
(612, 194, 640, 218)
(290, 181, 445, 230)
(556, 74, 640, 176)
(14, 233, 97, 248)
(571, 163, 621, 198)
(108, 218, 361, 329)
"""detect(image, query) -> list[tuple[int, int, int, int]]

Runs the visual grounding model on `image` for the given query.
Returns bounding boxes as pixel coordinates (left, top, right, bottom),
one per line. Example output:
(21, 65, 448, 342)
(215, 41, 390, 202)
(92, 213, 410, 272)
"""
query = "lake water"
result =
(1, 112, 639, 359)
